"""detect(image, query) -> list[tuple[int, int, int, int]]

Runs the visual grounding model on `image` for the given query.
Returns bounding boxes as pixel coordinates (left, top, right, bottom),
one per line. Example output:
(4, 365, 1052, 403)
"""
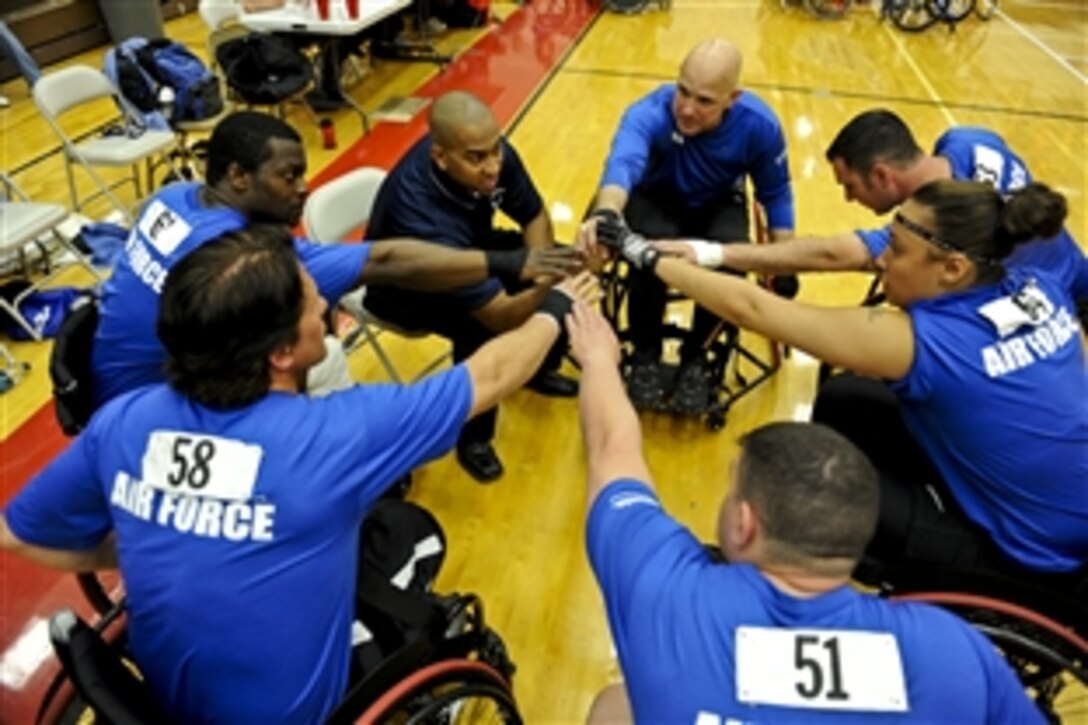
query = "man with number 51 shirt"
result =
(564, 302, 1041, 724)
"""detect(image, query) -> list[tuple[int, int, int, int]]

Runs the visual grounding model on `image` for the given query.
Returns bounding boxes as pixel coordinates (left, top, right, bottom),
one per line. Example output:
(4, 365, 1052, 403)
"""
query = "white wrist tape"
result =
(685, 240, 724, 268)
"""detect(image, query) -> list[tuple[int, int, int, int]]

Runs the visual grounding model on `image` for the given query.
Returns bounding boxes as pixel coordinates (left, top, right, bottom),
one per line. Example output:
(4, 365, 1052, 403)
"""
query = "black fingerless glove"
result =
(536, 289, 573, 324)
(485, 248, 529, 283)
(592, 209, 628, 252)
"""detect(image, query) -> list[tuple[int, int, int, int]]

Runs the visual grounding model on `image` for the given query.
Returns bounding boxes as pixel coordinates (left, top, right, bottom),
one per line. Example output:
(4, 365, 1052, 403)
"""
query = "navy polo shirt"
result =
(367, 134, 544, 311)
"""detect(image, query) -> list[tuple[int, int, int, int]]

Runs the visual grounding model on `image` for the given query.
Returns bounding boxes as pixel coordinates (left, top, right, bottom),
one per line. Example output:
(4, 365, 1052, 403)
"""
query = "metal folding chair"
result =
(32, 65, 181, 223)
(0, 171, 102, 341)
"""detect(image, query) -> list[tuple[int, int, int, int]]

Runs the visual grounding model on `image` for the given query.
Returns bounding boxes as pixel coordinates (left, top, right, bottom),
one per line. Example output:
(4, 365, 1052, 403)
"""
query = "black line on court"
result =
(505, 9, 605, 135)
(560, 66, 1088, 124)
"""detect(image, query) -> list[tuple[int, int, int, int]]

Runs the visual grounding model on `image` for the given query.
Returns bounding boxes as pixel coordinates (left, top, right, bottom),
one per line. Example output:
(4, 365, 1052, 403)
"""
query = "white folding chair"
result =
(0, 172, 103, 341)
(302, 167, 449, 383)
(198, 0, 241, 31)
(32, 65, 181, 223)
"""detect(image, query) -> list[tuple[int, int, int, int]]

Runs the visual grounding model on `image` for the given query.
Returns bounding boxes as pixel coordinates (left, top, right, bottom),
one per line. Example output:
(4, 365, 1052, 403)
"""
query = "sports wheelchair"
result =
(36, 591, 521, 724)
(599, 202, 787, 431)
(873, 561, 1087, 722)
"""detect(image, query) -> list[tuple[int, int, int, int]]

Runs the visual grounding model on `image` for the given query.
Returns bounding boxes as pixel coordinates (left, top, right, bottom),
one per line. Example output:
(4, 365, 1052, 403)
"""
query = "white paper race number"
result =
(735, 626, 908, 713)
(141, 430, 263, 501)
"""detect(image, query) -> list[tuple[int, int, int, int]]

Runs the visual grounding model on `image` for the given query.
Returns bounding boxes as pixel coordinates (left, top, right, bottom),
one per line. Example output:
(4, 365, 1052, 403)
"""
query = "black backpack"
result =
(326, 500, 516, 723)
(214, 34, 313, 105)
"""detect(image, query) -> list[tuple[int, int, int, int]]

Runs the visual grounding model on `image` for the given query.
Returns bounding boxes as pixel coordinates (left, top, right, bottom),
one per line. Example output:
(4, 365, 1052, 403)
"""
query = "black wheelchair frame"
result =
(599, 202, 784, 431)
(36, 592, 521, 725)
(878, 564, 1087, 722)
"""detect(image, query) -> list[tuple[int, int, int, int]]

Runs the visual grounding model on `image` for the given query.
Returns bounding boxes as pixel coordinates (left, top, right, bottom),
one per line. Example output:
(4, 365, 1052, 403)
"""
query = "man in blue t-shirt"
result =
(91, 110, 577, 409)
(0, 226, 591, 723)
(565, 304, 1040, 724)
(659, 108, 1086, 295)
(577, 38, 795, 414)
(364, 91, 578, 483)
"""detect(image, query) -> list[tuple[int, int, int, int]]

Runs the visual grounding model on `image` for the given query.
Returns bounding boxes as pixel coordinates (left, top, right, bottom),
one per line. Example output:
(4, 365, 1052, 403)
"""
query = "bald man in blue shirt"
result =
(578, 38, 795, 414)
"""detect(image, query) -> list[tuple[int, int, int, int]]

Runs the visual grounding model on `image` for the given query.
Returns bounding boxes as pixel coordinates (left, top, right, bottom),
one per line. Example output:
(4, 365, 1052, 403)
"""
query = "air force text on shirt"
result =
(123, 198, 195, 295)
(110, 471, 276, 541)
(981, 305, 1080, 379)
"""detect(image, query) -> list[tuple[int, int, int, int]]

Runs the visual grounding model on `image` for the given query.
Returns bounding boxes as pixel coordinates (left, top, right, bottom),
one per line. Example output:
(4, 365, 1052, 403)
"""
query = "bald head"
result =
(681, 38, 743, 96)
(427, 91, 504, 196)
(428, 91, 499, 150)
(672, 39, 744, 136)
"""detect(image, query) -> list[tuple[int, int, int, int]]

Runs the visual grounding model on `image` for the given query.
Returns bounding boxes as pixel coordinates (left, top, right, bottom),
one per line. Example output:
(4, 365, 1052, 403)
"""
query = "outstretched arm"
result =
(654, 232, 874, 275)
(0, 515, 117, 571)
(568, 302, 653, 510)
(653, 257, 914, 379)
(464, 272, 598, 418)
(360, 239, 580, 291)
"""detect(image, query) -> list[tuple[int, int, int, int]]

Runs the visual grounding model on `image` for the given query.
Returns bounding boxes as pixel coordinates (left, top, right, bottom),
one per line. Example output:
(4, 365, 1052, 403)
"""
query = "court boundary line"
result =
(559, 67, 1088, 124)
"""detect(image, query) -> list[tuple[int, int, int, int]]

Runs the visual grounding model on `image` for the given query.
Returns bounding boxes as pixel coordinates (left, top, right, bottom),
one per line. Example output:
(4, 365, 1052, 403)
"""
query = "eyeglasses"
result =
(893, 212, 998, 266)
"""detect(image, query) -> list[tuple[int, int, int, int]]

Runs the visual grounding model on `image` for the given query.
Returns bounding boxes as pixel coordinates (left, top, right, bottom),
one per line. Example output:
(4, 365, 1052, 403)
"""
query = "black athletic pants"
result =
(624, 185, 748, 360)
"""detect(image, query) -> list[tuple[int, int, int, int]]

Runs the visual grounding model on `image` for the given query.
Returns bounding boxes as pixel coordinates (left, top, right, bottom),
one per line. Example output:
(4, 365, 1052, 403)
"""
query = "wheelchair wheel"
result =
(805, 0, 851, 19)
(894, 592, 1087, 721)
(929, 0, 975, 23)
(884, 0, 940, 31)
(604, 0, 652, 13)
(358, 659, 521, 724)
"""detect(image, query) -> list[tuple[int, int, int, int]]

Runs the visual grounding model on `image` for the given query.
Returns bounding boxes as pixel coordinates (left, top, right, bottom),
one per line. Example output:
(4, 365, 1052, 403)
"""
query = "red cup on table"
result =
(314, 0, 330, 20)
(345, 0, 359, 18)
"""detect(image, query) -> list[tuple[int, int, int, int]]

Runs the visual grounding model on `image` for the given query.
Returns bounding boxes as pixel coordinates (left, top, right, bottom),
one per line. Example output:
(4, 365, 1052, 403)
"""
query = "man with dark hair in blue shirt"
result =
(656, 109, 1085, 292)
(365, 91, 578, 483)
(578, 38, 795, 414)
(566, 302, 1041, 724)
(0, 225, 595, 723)
(90, 111, 578, 409)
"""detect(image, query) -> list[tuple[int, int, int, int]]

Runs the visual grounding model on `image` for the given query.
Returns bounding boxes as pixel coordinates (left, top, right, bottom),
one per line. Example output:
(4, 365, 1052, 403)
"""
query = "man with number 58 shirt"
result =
(565, 303, 1041, 724)
(0, 226, 597, 723)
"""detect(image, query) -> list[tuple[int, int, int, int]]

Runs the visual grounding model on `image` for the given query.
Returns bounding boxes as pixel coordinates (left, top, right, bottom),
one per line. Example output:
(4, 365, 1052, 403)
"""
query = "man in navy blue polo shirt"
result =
(577, 38, 795, 414)
(365, 91, 576, 483)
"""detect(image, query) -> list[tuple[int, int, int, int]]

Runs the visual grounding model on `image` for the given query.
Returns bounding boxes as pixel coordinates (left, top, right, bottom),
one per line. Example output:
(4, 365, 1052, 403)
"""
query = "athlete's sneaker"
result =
(672, 357, 714, 415)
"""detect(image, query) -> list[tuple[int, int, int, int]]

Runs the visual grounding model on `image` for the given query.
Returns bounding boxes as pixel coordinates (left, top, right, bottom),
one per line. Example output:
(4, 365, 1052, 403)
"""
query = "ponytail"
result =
(996, 183, 1067, 257)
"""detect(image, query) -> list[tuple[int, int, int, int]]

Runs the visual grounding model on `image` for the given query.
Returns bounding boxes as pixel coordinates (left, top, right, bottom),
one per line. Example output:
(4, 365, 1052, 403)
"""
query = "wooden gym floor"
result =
(0, 0, 1084, 721)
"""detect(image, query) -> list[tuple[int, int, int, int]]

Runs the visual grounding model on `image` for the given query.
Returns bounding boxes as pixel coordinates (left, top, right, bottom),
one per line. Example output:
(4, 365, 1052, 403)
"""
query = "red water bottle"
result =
(320, 119, 337, 149)
(314, 0, 330, 20)
(345, 0, 359, 18)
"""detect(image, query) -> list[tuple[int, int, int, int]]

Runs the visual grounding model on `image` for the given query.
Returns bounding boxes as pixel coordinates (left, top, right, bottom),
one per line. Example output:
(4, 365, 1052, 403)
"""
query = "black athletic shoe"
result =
(456, 442, 503, 483)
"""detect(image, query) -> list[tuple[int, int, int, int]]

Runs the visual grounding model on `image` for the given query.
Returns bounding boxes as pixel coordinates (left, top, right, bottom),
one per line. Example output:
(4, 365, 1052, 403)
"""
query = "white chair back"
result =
(303, 167, 387, 242)
(199, 0, 242, 30)
(33, 65, 118, 118)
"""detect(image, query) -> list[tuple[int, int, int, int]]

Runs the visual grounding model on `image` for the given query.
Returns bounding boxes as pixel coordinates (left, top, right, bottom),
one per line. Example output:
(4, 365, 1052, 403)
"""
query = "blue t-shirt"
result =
(91, 183, 371, 406)
(366, 134, 544, 312)
(587, 480, 1042, 724)
(5, 368, 473, 723)
(891, 268, 1087, 571)
(856, 127, 1087, 296)
(600, 85, 794, 230)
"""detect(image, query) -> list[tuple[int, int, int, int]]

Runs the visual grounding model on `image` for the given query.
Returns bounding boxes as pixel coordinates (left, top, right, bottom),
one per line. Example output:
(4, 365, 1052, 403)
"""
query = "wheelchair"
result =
(599, 201, 785, 431)
(873, 560, 1088, 722)
(36, 591, 521, 724)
